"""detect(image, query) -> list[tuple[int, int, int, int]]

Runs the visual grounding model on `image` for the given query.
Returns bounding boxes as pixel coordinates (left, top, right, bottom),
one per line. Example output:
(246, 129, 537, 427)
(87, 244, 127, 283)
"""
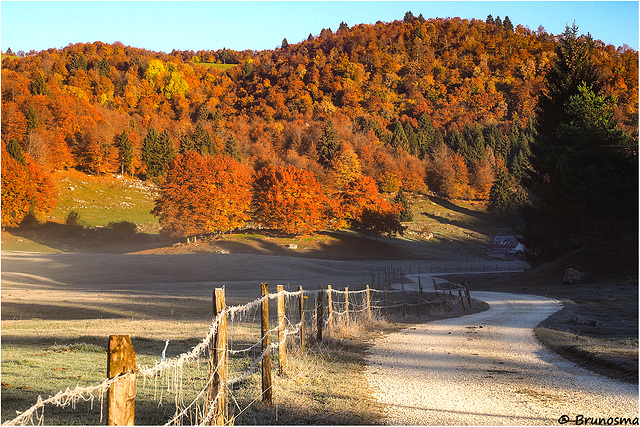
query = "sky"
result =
(1, 1, 638, 54)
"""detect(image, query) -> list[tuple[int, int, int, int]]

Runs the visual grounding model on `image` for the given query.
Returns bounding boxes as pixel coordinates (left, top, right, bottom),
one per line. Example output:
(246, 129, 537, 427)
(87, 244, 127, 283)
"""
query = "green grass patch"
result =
(194, 62, 237, 70)
(50, 170, 159, 233)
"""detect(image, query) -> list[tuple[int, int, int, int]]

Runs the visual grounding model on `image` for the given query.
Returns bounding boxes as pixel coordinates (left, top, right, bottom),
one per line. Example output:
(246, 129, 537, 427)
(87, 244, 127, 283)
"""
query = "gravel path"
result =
(365, 291, 639, 425)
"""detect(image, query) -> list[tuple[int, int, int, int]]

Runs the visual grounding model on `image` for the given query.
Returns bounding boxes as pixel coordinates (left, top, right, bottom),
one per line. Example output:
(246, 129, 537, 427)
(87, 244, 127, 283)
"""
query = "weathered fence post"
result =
(261, 283, 273, 405)
(107, 335, 136, 426)
(418, 276, 423, 299)
(209, 287, 227, 425)
(458, 287, 466, 310)
(344, 287, 350, 327)
(276, 285, 287, 376)
(316, 285, 324, 342)
(465, 284, 471, 306)
(401, 275, 406, 318)
(383, 289, 388, 316)
(298, 285, 305, 353)
(327, 285, 334, 330)
(365, 285, 371, 322)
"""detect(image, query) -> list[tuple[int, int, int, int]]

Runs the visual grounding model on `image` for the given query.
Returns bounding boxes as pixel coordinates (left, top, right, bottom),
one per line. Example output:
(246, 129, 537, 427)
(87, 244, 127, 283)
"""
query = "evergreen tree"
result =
(495, 16, 502, 27)
(223, 134, 242, 161)
(115, 130, 133, 175)
(405, 123, 418, 156)
(394, 188, 413, 222)
(194, 123, 216, 156)
(6, 138, 25, 165)
(281, 38, 289, 49)
(503, 16, 514, 33)
(488, 164, 517, 213)
(318, 119, 341, 165)
(390, 121, 409, 151)
(338, 21, 349, 32)
(522, 23, 637, 262)
(25, 106, 39, 131)
(416, 114, 435, 158)
(486, 15, 494, 25)
(142, 127, 175, 178)
(29, 72, 48, 95)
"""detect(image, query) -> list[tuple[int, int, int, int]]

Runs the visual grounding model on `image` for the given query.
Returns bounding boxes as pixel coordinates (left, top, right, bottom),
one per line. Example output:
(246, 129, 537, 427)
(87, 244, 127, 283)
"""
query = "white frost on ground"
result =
(365, 291, 639, 425)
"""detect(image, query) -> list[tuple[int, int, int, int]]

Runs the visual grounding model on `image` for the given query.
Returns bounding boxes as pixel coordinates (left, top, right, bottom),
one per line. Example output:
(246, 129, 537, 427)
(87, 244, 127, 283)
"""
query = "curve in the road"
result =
(365, 291, 639, 425)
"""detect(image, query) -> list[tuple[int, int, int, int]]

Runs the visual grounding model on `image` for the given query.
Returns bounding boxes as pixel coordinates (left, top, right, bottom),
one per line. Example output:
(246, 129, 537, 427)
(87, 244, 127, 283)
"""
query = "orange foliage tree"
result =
(153, 151, 253, 237)
(252, 164, 331, 235)
(336, 175, 403, 235)
(1, 143, 56, 227)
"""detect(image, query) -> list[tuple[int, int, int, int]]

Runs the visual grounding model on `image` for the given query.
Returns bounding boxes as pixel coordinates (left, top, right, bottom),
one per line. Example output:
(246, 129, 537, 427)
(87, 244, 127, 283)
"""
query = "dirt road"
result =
(365, 291, 638, 425)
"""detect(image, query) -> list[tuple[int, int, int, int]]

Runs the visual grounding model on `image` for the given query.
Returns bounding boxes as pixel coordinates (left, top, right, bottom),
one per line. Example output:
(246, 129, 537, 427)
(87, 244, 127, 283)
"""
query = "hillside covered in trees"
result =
(2, 14, 638, 257)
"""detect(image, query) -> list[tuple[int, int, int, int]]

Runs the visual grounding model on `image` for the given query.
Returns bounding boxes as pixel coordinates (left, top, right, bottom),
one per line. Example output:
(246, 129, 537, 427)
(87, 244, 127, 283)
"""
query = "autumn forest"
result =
(2, 14, 638, 261)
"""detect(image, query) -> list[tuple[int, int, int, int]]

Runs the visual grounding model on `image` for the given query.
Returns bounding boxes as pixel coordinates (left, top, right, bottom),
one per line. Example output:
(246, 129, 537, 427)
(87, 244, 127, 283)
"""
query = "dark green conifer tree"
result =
(394, 188, 414, 222)
(522, 23, 637, 262)
(223, 134, 242, 162)
(142, 127, 175, 178)
(390, 121, 409, 151)
(318, 120, 341, 165)
(6, 138, 25, 165)
(115, 130, 134, 175)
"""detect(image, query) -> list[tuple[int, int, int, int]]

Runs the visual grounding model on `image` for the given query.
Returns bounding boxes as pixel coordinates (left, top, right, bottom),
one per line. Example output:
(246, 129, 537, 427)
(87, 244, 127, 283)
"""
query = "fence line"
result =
(5, 279, 472, 426)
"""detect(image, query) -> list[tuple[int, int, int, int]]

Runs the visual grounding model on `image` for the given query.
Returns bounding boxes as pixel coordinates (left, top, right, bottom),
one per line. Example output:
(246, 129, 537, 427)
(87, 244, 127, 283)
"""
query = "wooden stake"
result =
(327, 285, 333, 330)
(261, 283, 273, 405)
(344, 287, 350, 327)
(209, 288, 227, 425)
(107, 335, 136, 426)
(276, 285, 287, 376)
(298, 285, 305, 353)
(365, 285, 371, 322)
(316, 285, 324, 342)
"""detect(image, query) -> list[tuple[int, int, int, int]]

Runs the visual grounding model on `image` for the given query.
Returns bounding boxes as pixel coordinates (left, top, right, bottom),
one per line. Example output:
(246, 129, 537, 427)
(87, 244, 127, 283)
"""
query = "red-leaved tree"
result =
(1, 143, 56, 227)
(252, 164, 331, 235)
(153, 152, 253, 237)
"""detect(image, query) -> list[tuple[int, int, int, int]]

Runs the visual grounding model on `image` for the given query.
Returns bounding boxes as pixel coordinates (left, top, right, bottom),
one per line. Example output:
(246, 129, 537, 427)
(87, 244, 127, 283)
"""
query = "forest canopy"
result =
(2, 16, 637, 247)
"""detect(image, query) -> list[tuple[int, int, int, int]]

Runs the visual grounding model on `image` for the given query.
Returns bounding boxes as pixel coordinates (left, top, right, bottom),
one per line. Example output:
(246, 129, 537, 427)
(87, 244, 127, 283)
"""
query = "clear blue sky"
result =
(1, 1, 638, 54)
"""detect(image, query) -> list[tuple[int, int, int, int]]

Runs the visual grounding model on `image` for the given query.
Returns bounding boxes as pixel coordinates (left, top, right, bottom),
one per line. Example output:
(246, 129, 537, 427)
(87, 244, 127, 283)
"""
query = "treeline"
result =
(2, 14, 638, 237)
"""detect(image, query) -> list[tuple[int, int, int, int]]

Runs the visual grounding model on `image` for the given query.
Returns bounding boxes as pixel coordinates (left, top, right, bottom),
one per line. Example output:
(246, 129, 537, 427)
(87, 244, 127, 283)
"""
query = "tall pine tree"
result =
(522, 24, 637, 263)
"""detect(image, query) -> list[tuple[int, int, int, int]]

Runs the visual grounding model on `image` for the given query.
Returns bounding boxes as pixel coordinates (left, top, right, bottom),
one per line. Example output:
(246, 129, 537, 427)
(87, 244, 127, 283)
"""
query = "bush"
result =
(65, 210, 83, 228)
(106, 220, 138, 239)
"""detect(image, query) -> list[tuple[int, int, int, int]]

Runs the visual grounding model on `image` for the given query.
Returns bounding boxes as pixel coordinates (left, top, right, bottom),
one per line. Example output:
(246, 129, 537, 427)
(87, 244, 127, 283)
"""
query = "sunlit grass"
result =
(50, 170, 159, 232)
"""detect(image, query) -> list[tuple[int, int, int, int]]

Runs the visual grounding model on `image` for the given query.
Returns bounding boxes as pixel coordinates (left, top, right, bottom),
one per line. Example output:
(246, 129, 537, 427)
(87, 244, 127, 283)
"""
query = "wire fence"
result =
(4, 273, 472, 426)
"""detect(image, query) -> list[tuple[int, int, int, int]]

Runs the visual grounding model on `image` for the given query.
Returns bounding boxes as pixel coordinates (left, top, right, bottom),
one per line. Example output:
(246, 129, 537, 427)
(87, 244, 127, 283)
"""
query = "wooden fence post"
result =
(458, 287, 466, 310)
(276, 285, 287, 376)
(298, 285, 305, 353)
(316, 285, 324, 342)
(344, 287, 350, 327)
(465, 284, 471, 306)
(107, 335, 136, 426)
(365, 285, 371, 322)
(401, 275, 406, 319)
(383, 289, 388, 316)
(209, 287, 227, 425)
(418, 276, 423, 299)
(327, 285, 333, 331)
(261, 283, 273, 405)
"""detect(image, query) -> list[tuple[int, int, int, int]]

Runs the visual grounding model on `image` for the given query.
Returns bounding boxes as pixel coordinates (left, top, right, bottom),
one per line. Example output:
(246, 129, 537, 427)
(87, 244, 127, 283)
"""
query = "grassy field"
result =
(1, 291, 483, 425)
(194, 62, 237, 70)
(50, 169, 159, 233)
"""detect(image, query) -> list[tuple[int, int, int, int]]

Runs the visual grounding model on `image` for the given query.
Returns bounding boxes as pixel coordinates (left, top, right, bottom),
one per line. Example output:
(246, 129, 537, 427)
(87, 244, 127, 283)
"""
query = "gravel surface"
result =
(365, 291, 639, 425)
